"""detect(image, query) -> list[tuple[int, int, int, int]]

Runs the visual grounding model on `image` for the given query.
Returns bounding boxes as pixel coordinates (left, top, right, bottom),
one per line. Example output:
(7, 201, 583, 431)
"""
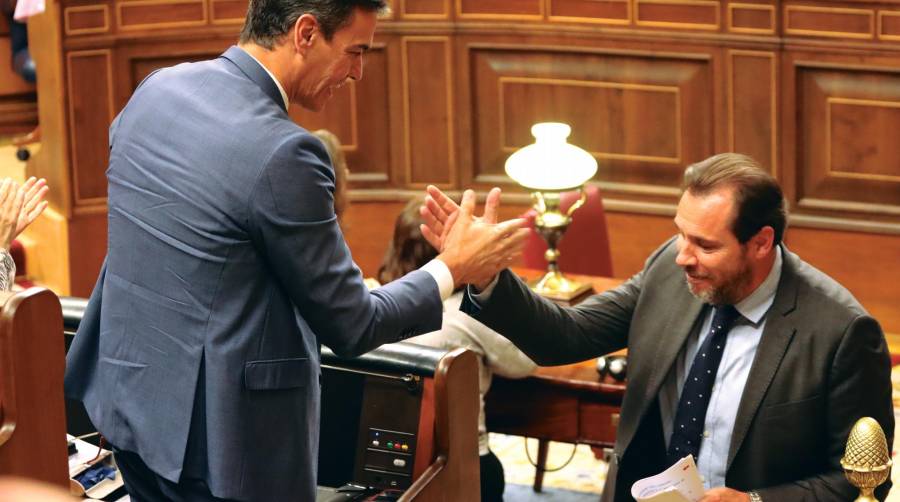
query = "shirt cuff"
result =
(467, 274, 499, 306)
(422, 259, 454, 302)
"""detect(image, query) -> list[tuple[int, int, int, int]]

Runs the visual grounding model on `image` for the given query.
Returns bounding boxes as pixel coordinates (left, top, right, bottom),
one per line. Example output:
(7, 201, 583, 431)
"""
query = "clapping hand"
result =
(16, 177, 49, 237)
(0, 176, 50, 251)
(420, 185, 529, 290)
(0, 179, 25, 251)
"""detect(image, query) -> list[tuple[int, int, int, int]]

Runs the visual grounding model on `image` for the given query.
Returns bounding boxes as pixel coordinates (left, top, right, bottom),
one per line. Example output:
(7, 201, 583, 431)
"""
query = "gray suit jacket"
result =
(463, 239, 893, 501)
(65, 46, 443, 502)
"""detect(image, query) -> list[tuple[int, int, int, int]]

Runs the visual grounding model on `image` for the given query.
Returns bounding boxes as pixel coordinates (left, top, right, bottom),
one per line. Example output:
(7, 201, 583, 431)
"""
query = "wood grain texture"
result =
(0, 289, 69, 488)
(24, 0, 900, 333)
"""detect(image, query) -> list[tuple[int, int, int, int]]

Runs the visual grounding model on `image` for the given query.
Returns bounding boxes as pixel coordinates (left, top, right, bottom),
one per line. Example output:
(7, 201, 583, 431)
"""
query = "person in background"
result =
(0, 176, 48, 290)
(378, 198, 537, 502)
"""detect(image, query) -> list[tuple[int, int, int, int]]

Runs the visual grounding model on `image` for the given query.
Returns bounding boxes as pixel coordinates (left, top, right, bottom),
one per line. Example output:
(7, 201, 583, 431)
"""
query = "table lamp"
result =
(505, 122, 598, 301)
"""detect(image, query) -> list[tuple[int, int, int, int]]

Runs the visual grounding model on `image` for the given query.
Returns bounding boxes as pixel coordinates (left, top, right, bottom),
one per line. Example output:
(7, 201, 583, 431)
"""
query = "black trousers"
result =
(113, 447, 237, 502)
(480, 450, 506, 502)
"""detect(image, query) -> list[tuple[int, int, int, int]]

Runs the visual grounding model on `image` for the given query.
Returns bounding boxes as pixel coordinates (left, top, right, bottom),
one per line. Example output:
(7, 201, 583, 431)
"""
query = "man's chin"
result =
(686, 281, 716, 304)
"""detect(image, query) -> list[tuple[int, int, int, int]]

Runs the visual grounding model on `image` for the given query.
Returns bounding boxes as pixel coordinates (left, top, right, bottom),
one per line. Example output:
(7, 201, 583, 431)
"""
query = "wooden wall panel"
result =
(117, 0, 208, 30)
(403, 37, 455, 187)
(784, 5, 874, 39)
(548, 0, 631, 24)
(784, 226, 900, 339)
(728, 50, 776, 173)
(795, 63, 900, 220)
(469, 46, 712, 194)
(635, 0, 720, 30)
(64, 5, 110, 35)
(727, 3, 775, 34)
(402, 0, 449, 18)
(880, 11, 900, 41)
(457, 0, 543, 18)
(343, 201, 406, 278)
(0, 97, 38, 136)
(210, 0, 245, 23)
(66, 50, 114, 204)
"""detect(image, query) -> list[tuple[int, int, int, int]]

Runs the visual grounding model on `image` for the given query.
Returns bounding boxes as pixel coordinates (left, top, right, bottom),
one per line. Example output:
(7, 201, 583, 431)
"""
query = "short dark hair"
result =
(682, 153, 788, 245)
(239, 0, 388, 49)
(377, 198, 438, 285)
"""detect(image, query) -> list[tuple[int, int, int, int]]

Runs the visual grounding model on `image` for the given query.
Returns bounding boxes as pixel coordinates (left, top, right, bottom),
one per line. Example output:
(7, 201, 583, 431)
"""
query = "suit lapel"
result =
(220, 46, 288, 114)
(616, 252, 706, 456)
(643, 290, 705, 405)
(726, 247, 799, 470)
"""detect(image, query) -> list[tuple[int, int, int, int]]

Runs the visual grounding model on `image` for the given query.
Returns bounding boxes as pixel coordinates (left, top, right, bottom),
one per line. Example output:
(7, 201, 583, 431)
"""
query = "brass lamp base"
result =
(529, 269, 594, 303)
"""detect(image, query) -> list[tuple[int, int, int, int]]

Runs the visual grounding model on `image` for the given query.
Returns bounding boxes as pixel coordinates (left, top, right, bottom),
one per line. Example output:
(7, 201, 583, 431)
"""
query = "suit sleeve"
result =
(461, 267, 644, 366)
(755, 315, 894, 502)
(246, 132, 443, 357)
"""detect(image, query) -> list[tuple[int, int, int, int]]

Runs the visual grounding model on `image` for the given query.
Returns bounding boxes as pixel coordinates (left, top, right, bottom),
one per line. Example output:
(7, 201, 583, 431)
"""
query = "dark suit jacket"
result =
(464, 239, 893, 501)
(64, 46, 443, 502)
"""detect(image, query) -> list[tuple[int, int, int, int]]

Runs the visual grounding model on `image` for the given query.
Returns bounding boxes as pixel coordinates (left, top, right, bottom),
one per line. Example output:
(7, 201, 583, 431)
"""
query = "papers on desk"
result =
(68, 434, 125, 499)
(631, 455, 705, 502)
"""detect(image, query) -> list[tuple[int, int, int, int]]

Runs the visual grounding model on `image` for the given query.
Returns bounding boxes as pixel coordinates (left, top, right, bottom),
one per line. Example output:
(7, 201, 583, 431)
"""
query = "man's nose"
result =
(675, 241, 696, 267)
(350, 57, 363, 81)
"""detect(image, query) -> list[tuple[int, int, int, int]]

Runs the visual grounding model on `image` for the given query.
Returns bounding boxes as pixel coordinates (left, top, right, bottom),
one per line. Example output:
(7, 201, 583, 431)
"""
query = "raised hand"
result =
(419, 185, 501, 251)
(16, 176, 49, 237)
(0, 179, 25, 251)
(434, 189, 529, 290)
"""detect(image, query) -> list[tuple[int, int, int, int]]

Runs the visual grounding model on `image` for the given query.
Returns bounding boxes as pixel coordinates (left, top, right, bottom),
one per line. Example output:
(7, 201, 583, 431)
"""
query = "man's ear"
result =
(751, 226, 775, 258)
(293, 13, 318, 54)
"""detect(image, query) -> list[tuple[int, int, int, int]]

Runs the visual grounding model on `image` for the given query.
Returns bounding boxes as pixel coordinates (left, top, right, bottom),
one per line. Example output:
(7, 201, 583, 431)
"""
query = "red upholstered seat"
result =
(521, 184, 613, 277)
(9, 239, 35, 287)
(10, 239, 26, 277)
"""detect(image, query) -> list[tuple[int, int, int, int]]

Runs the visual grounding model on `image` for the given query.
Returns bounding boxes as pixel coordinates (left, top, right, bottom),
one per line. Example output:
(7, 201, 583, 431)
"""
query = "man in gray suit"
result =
(64, 0, 528, 500)
(423, 152, 893, 501)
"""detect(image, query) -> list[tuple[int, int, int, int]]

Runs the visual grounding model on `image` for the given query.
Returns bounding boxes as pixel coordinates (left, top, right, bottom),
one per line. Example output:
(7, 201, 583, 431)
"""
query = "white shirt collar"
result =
(734, 245, 783, 325)
(240, 47, 290, 110)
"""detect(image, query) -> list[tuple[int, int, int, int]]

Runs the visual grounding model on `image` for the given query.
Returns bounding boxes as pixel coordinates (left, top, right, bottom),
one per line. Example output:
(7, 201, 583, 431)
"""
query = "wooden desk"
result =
(484, 270, 626, 492)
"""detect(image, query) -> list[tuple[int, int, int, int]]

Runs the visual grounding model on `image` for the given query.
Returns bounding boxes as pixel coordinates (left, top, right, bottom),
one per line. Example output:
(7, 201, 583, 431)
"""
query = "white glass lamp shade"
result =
(504, 122, 598, 191)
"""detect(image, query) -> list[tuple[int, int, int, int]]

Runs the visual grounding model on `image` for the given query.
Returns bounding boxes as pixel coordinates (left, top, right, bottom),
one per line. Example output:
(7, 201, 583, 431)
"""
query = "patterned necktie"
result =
(667, 304, 741, 464)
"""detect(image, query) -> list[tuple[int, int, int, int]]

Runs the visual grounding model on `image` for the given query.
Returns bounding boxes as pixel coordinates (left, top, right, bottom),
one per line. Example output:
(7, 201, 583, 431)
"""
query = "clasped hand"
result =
(419, 185, 529, 291)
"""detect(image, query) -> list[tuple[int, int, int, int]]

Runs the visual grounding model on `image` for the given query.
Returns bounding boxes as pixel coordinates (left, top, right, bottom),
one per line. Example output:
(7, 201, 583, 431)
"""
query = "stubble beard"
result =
(684, 258, 753, 306)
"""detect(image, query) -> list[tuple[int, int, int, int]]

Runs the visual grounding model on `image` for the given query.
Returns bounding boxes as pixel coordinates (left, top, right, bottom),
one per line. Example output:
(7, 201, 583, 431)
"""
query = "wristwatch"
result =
(748, 491, 762, 502)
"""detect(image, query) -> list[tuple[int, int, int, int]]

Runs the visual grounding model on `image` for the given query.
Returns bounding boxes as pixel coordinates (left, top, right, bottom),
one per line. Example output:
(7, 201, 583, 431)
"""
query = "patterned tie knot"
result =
(710, 304, 740, 336)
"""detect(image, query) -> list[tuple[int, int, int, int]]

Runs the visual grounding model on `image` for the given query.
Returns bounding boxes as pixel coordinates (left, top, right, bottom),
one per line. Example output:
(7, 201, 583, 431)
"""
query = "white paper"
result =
(631, 455, 705, 502)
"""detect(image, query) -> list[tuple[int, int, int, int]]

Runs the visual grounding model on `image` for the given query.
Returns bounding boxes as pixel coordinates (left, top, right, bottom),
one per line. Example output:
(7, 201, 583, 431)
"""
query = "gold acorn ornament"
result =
(841, 417, 892, 502)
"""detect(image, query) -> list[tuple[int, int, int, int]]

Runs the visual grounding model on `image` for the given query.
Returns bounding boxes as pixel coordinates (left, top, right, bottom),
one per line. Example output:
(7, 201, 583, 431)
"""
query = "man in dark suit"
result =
(63, 1, 528, 500)
(422, 152, 894, 501)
